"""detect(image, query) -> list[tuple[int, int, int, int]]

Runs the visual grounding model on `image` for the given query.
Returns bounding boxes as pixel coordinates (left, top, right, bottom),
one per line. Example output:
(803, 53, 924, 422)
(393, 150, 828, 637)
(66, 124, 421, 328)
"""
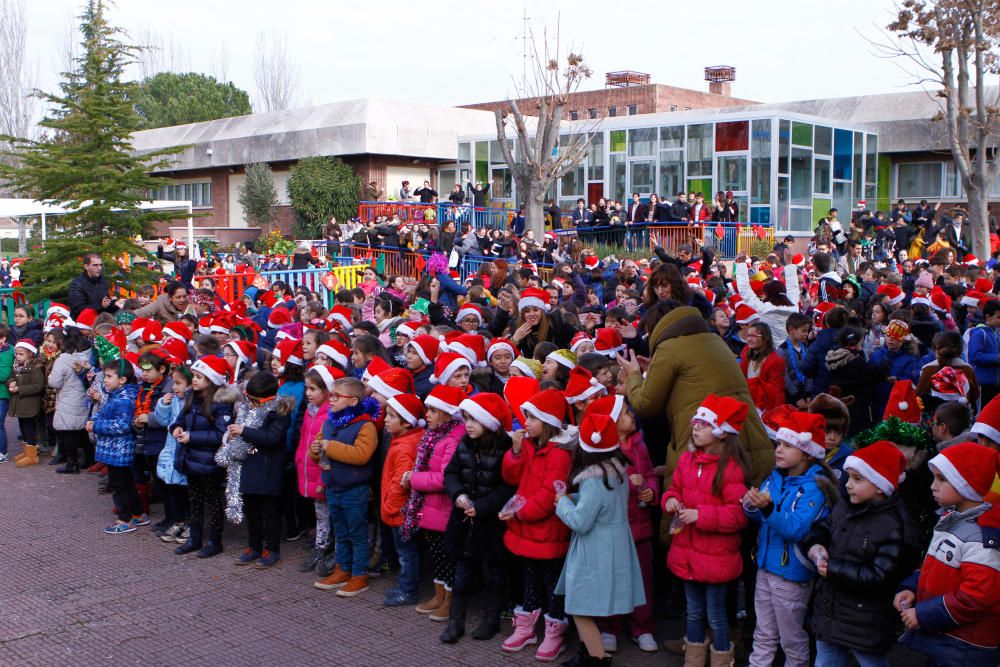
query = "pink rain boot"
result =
(501, 606, 541, 652)
(534, 614, 568, 662)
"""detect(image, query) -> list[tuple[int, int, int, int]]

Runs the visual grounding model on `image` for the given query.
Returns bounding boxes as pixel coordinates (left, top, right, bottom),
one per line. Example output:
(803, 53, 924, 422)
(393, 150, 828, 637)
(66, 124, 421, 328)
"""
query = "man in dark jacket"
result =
(67, 253, 118, 318)
(414, 181, 438, 203)
(669, 191, 691, 222)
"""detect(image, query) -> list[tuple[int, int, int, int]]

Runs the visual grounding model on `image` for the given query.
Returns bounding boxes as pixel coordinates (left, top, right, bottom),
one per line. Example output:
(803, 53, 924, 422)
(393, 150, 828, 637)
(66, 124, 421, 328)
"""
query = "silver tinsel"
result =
(215, 400, 274, 524)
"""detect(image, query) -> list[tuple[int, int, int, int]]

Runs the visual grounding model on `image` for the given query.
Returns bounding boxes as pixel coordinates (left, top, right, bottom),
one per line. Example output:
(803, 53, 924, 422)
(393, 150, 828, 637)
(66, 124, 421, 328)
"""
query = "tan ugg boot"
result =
(683, 638, 710, 667)
(416, 582, 445, 614)
(15, 444, 39, 467)
(709, 642, 734, 667)
(428, 589, 451, 621)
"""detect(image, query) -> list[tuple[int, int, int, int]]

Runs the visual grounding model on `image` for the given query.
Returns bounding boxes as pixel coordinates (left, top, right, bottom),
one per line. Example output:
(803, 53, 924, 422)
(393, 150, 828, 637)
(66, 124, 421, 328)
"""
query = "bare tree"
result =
(493, 26, 600, 238)
(884, 0, 1000, 258)
(210, 43, 230, 83)
(57, 10, 78, 79)
(252, 31, 300, 113)
(133, 27, 190, 80)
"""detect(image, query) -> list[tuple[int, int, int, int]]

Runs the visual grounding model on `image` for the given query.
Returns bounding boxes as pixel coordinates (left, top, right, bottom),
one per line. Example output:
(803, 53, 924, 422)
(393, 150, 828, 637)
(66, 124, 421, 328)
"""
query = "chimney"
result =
(704, 65, 736, 97)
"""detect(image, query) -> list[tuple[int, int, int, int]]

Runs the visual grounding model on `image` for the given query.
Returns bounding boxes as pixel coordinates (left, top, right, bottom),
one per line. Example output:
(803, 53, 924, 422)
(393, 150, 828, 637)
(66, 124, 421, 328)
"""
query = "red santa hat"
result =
(430, 351, 472, 385)
(812, 302, 835, 330)
(460, 393, 513, 433)
(975, 277, 994, 294)
(876, 284, 905, 306)
(196, 315, 212, 336)
(258, 291, 278, 309)
(569, 332, 592, 354)
(328, 305, 354, 331)
(578, 411, 620, 453)
(316, 341, 349, 369)
(309, 365, 338, 393)
(424, 385, 465, 417)
(583, 255, 600, 270)
(448, 333, 486, 367)
(593, 328, 625, 358)
(72, 308, 98, 332)
(395, 319, 427, 339)
(455, 303, 484, 327)
(844, 441, 909, 497)
(587, 394, 626, 423)
(368, 367, 415, 399)
(161, 338, 189, 364)
(14, 339, 37, 356)
(963, 253, 980, 267)
(487, 337, 517, 362)
(224, 340, 257, 373)
(775, 411, 827, 459)
(518, 287, 551, 312)
(209, 312, 234, 335)
(735, 304, 759, 325)
(760, 404, 797, 440)
(408, 334, 442, 367)
(929, 442, 1000, 502)
(267, 307, 293, 329)
(274, 338, 304, 372)
(970, 394, 1000, 445)
(361, 355, 391, 383)
(930, 367, 970, 403)
(46, 302, 70, 320)
(43, 315, 64, 333)
(387, 393, 426, 428)
(930, 286, 952, 314)
(563, 366, 607, 405)
(792, 253, 805, 267)
(139, 320, 164, 345)
(693, 394, 749, 438)
(163, 321, 192, 343)
(960, 290, 986, 309)
(521, 389, 570, 428)
(504, 376, 540, 426)
(883, 380, 921, 424)
(191, 355, 230, 386)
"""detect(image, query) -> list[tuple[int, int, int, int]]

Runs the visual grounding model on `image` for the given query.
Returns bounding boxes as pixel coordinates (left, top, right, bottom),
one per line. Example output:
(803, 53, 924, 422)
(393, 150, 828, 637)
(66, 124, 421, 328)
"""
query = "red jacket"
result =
(501, 437, 573, 560)
(380, 427, 423, 527)
(663, 450, 748, 583)
(739, 350, 786, 411)
(690, 202, 710, 222)
(621, 431, 658, 543)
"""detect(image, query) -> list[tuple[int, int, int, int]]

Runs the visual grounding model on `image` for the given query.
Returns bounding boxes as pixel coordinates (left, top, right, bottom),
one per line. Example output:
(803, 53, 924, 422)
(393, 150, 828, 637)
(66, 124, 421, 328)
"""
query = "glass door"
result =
(628, 159, 655, 198)
(716, 155, 748, 221)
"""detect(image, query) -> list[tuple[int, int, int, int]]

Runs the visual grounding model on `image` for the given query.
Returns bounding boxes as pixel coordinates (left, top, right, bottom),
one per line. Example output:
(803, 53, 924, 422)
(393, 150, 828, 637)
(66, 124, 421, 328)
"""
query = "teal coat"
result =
(555, 460, 646, 617)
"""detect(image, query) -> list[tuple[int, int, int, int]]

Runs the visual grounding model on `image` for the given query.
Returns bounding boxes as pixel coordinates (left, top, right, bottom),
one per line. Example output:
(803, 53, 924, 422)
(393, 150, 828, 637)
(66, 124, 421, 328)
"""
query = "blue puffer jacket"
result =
(869, 346, 919, 416)
(966, 324, 1000, 387)
(746, 464, 833, 583)
(170, 386, 239, 477)
(93, 384, 140, 467)
(155, 391, 188, 486)
(800, 327, 842, 394)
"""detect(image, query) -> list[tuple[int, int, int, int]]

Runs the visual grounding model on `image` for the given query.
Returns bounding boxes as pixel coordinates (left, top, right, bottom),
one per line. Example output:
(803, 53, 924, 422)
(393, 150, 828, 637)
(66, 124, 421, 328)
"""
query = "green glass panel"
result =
(877, 155, 892, 213)
(687, 178, 712, 198)
(813, 197, 831, 224)
(610, 130, 626, 153)
(792, 122, 812, 147)
(476, 141, 488, 161)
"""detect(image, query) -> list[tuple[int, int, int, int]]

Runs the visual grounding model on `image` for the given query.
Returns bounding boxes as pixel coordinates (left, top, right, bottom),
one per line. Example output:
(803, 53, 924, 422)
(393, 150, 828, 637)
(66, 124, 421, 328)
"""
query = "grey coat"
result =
(48, 350, 91, 431)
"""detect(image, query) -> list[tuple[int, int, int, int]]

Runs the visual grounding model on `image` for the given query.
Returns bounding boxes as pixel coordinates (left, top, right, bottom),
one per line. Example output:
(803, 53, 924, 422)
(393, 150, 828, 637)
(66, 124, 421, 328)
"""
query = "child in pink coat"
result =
(295, 368, 334, 573)
(662, 394, 751, 666)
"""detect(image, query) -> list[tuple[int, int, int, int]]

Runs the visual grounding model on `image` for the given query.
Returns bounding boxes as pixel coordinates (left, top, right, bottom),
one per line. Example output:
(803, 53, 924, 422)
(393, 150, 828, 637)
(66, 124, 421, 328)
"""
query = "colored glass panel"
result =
(815, 126, 832, 155)
(750, 119, 771, 206)
(833, 129, 852, 180)
(792, 122, 813, 147)
(610, 130, 626, 153)
(688, 178, 712, 198)
(715, 121, 749, 152)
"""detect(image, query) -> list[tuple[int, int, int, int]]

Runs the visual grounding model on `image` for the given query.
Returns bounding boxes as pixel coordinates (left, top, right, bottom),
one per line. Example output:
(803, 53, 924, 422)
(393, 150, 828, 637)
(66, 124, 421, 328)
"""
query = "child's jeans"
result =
(750, 570, 813, 667)
(685, 581, 729, 651)
(815, 640, 888, 667)
(17, 416, 38, 446)
(328, 485, 369, 576)
(902, 631, 1000, 667)
(164, 483, 189, 524)
(390, 526, 420, 598)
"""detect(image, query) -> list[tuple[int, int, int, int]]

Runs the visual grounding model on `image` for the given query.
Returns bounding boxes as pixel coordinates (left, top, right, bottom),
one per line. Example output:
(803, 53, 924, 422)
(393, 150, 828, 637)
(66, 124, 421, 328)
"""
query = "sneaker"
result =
(336, 575, 369, 597)
(297, 547, 325, 573)
(282, 527, 307, 542)
(160, 523, 184, 542)
(104, 521, 136, 535)
(174, 526, 190, 543)
(366, 567, 382, 579)
(632, 633, 658, 652)
(601, 633, 618, 653)
(0, 453, 8, 463)
(254, 550, 281, 569)
(236, 548, 262, 566)
(384, 590, 419, 607)
(130, 514, 150, 528)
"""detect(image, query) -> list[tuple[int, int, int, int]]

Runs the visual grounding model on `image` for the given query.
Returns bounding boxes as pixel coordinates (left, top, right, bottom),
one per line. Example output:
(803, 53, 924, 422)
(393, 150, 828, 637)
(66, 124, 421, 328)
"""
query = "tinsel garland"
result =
(214, 400, 275, 524)
(852, 417, 934, 451)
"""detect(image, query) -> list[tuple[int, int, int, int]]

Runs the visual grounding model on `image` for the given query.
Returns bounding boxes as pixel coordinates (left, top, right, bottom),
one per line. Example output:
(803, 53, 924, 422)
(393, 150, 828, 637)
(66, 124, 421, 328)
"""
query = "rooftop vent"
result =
(605, 71, 650, 88)
(704, 66, 736, 96)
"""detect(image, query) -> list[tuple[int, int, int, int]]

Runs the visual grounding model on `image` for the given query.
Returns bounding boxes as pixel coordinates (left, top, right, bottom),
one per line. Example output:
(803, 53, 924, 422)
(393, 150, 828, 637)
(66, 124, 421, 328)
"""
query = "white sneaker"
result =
(633, 633, 658, 652)
(0, 453, 8, 463)
(600, 632, 617, 653)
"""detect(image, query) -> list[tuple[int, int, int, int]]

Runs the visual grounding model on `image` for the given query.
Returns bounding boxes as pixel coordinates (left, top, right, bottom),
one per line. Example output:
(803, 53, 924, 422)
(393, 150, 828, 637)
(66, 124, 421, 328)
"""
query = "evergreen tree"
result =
(0, 0, 184, 301)
(133, 72, 252, 130)
(238, 162, 278, 228)
(287, 156, 359, 237)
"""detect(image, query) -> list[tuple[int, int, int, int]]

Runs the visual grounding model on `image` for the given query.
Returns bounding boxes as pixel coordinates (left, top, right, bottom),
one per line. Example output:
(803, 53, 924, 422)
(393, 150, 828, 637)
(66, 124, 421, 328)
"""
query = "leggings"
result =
(314, 499, 331, 549)
(107, 464, 142, 522)
(57, 429, 90, 465)
(17, 417, 38, 446)
(453, 556, 505, 596)
(522, 557, 565, 619)
(243, 493, 282, 553)
(424, 531, 455, 589)
(188, 473, 224, 542)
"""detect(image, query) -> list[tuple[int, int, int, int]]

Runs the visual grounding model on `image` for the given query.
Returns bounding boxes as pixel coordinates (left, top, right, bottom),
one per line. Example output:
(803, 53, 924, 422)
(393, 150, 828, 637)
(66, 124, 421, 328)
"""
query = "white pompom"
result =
(590, 377, 600, 386)
(898, 401, 908, 411)
(798, 432, 811, 445)
(591, 432, 601, 444)
(417, 419, 426, 427)
(898, 471, 907, 483)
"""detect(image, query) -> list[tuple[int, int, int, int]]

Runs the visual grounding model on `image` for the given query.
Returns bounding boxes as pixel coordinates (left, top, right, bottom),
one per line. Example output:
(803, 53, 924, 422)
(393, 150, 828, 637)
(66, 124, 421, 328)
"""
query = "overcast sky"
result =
(23, 0, 926, 113)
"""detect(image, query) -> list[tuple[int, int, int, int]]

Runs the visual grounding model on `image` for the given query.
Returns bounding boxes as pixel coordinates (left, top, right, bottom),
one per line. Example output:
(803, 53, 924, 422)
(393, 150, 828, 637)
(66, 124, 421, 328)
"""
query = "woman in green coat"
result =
(0, 324, 13, 462)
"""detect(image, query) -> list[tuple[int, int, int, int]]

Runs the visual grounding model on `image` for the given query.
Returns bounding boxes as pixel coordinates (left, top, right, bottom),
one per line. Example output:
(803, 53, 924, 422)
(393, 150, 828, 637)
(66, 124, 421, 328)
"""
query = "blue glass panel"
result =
(750, 206, 771, 225)
(833, 128, 852, 180)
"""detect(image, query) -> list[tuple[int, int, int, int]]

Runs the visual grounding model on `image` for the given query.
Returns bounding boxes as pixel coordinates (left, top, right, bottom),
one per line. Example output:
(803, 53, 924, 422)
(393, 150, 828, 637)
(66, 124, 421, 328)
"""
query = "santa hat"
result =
(191, 355, 230, 386)
(46, 303, 70, 320)
(975, 277, 994, 294)
(760, 404, 796, 440)
(448, 333, 486, 367)
(812, 302, 835, 329)
(844, 441, 908, 497)
(395, 319, 426, 339)
(225, 340, 257, 376)
(274, 338, 304, 372)
(309, 365, 338, 393)
(563, 366, 607, 405)
(910, 293, 932, 308)
(970, 394, 1000, 445)
(316, 341, 349, 368)
(408, 334, 441, 367)
(43, 315, 64, 333)
(328, 305, 354, 331)
(163, 321, 192, 343)
(258, 291, 278, 309)
(546, 349, 577, 370)
(160, 338, 189, 364)
(368, 367, 415, 399)
(792, 253, 805, 267)
(693, 394, 749, 438)
(583, 255, 600, 270)
(569, 332, 592, 354)
(521, 389, 569, 428)
(877, 284, 905, 306)
(884, 320, 911, 342)
(196, 315, 212, 336)
(963, 253, 980, 267)
(431, 352, 472, 385)
(930, 367, 969, 403)
(460, 393, 513, 433)
(588, 394, 626, 422)
(174, 240, 187, 251)
(929, 442, 1000, 502)
(487, 337, 517, 362)
(775, 411, 827, 459)
(73, 308, 97, 332)
(735, 304, 759, 325)
(14, 339, 37, 356)
(424, 385, 465, 417)
(361, 356, 391, 383)
(960, 290, 985, 309)
(140, 320, 164, 345)
(578, 411, 620, 453)
(267, 307, 293, 329)
(593, 328, 625, 358)
(455, 303, 484, 327)
(209, 312, 233, 335)
(930, 286, 952, 314)
(883, 380, 921, 424)
(518, 287, 551, 312)
(387, 393, 426, 428)
(511, 356, 542, 380)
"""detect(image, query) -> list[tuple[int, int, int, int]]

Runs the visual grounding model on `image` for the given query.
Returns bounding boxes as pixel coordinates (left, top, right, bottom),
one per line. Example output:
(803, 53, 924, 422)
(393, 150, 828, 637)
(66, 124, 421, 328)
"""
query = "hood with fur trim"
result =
(572, 458, 627, 485)
(214, 385, 243, 405)
(550, 424, 580, 451)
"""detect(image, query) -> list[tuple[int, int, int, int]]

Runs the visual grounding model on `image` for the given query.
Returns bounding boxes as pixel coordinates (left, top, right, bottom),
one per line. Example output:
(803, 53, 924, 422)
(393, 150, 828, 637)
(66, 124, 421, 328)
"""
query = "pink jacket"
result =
(621, 431, 658, 543)
(409, 421, 466, 532)
(662, 450, 748, 584)
(294, 402, 329, 500)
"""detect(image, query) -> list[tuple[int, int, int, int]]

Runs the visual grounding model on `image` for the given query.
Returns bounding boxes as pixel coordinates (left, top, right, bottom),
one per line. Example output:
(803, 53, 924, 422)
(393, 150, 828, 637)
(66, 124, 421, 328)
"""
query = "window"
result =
(946, 162, 964, 197)
(814, 157, 831, 195)
(587, 132, 604, 181)
(670, 105, 678, 112)
(791, 122, 812, 147)
(629, 160, 655, 194)
(611, 154, 626, 202)
(569, 110, 578, 121)
(491, 167, 512, 199)
(588, 108, 597, 119)
(897, 163, 943, 198)
(717, 156, 747, 193)
(778, 120, 790, 175)
(659, 153, 684, 198)
(659, 126, 684, 150)
(628, 104, 637, 116)
(715, 121, 749, 152)
(750, 119, 771, 205)
(152, 181, 212, 208)
(458, 143, 471, 162)
(560, 164, 585, 198)
(833, 129, 852, 180)
(610, 130, 626, 153)
(814, 126, 832, 155)
(686, 124, 713, 177)
(608, 106, 617, 117)
(790, 147, 812, 206)
(628, 128, 657, 156)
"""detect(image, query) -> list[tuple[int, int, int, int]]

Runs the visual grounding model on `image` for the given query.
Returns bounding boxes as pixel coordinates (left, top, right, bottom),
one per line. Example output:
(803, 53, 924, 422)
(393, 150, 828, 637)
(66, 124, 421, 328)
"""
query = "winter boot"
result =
(439, 592, 468, 643)
(709, 643, 734, 667)
(682, 638, 710, 667)
(12, 443, 26, 463)
(501, 606, 541, 652)
(471, 592, 503, 640)
(55, 460, 80, 474)
(416, 582, 445, 614)
(196, 539, 223, 559)
(15, 445, 39, 467)
(174, 522, 203, 555)
(535, 615, 569, 662)
(314, 565, 351, 590)
(429, 590, 452, 622)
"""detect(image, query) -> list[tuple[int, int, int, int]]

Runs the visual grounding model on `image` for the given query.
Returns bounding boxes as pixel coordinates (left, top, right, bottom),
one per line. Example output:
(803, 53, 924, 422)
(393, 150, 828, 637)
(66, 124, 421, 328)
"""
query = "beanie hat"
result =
(518, 287, 551, 312)
(760, 404, 797, 440)
(274, 338, 304, 372)
(316, 341, 349, 368)
(460, 393, 513, 433)
(368, 367, 415, 399)
(504, 375, 541, 427)
(563, 366, 607, 405)
(808, 393, 851, 434)
(593, 328, 625, 358)
(361, 355, 391, 383)
(455, 303, 484, 327)
(424, 385, 465, 417)
(884, 319, 911, 341)
(735, 304, 759, 325)
(876, 284, 905, 305)
(775, 411, 827, 459)
(915, 270, 934, 290)
(930, 367, 970, 403)
(693, 394, 749, 438)
(408, 334, 441, 367)
(487, 337, 517, 362)
(578, 411, 620, 453)
(844, 441, 909, 496)
(387, 393, 426, 428)
(521, 389, 570, 428)
(430, 352, 472, 385)
(929, 442, 1000, 502)
(163, 321, 192, 343)
(546, 349, 577, 370)
(191, 355, 230, 386)
(970, 394, 1000, 445)
(569, 331, 593, 354)
(14, 339, 37, 356)
(511, 356, 543, 380)
(587, 393, 626, 422)
(160, 338, 189, 364)
(448, 333, 486, 367)
(267, 307, 292, 329)
(73, 308, 98, 332)
(883, 380, 921, 424)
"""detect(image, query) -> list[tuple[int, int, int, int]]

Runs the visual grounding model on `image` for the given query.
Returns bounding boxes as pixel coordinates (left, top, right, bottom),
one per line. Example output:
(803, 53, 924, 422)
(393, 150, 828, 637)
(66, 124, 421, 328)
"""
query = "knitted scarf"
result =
(214, 400, 274, 524)
(400, 418, 459, 542)
(319, 397, 381, 469)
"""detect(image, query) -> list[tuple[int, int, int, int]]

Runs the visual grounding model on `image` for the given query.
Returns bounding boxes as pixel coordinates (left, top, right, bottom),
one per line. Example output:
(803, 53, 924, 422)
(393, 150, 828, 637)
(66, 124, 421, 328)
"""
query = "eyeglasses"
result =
(332, 393, 356, 401)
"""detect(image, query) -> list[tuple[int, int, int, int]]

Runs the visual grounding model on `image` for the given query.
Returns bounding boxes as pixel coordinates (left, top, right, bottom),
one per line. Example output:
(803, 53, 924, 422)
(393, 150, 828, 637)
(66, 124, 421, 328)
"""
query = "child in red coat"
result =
(662, 394, 751, 667)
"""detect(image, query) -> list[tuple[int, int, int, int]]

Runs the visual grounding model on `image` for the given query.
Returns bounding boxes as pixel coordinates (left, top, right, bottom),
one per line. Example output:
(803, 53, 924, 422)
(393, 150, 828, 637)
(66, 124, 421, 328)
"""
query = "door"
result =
(587, 182, 604, 206)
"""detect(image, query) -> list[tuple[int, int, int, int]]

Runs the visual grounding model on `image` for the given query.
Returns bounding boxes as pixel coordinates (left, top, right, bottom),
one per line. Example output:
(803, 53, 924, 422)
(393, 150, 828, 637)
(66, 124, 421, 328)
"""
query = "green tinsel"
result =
(852, 417, 934, 452)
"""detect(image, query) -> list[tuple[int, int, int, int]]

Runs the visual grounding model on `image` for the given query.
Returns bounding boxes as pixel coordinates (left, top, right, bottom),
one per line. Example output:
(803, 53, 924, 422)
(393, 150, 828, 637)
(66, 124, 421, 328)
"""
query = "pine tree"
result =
(0, 0, 184, 301)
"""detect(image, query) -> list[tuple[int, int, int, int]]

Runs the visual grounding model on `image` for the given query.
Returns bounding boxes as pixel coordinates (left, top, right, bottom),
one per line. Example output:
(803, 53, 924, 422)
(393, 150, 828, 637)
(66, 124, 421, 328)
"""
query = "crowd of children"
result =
(1, 229, 999, 667)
